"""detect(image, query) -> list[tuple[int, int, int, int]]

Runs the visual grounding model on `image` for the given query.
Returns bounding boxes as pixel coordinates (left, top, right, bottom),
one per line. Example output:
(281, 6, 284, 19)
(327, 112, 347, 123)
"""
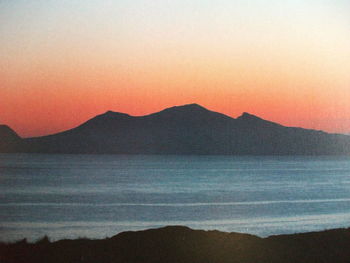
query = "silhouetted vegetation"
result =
(1, 226, 350, 263)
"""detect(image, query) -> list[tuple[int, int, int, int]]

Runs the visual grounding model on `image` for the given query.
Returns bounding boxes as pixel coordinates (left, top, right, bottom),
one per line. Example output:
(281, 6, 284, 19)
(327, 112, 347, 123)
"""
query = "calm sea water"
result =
(1, 153, 350, 242)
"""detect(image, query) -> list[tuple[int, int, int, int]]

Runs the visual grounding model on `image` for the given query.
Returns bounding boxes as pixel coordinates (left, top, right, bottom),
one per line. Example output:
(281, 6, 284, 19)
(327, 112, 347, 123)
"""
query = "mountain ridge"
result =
(1, 104, 350, 155)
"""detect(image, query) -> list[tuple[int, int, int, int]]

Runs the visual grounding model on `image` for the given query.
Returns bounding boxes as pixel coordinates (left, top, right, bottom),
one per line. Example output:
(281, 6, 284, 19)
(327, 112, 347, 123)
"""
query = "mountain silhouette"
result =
(0, 125, 23, 153)
(2, 104, 350, 154)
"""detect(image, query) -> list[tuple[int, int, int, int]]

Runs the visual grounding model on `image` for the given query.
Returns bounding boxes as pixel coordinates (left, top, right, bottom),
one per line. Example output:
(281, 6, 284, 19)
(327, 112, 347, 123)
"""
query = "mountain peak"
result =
(146, 103, 233, 122)
(98, 110, 130, 119)
(181, 103, 206, 109)
(237, 112, 282, 128)
(168, 103, 208, 111)
(237, 112, 262, 120)
(153, 103, 209, 116)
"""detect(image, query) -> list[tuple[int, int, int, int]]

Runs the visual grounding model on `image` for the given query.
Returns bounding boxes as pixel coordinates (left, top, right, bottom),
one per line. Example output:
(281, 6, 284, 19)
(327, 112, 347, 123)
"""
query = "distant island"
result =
(1, 103, 350, 155)
(2, 225, 350, 263)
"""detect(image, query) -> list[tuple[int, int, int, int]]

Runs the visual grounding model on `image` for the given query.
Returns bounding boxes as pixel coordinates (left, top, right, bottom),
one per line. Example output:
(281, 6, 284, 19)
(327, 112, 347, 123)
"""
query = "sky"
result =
(1, 0, 350, 137)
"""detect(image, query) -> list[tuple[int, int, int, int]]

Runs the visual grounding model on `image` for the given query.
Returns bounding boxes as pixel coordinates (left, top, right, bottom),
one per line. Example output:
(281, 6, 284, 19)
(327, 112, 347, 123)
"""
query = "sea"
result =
(1, 153, 350, 242)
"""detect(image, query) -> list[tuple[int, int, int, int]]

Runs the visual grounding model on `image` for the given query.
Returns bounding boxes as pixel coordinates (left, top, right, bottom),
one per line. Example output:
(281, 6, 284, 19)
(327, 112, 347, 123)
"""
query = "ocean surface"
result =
(1, 153, 350, 242)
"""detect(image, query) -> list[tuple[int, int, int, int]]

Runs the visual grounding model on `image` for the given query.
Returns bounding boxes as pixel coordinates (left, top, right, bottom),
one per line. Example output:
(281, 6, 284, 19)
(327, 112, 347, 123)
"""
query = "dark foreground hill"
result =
(2, 226, 350, 263)
(2, 103, 350, 154)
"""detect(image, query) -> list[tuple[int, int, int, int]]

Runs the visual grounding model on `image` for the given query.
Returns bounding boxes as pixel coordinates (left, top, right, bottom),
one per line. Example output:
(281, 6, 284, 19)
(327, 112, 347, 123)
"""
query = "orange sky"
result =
(1, 0, 350, 137)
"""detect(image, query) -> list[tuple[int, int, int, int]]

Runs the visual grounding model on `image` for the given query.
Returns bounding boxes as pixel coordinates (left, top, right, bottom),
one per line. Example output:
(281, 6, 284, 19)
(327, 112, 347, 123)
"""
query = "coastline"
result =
(1, 225, 350, 263)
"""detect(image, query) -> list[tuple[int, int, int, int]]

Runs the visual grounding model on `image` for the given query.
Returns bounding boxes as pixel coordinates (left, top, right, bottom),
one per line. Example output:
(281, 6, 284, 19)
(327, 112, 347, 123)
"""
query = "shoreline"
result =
(2, 225, 350, 263)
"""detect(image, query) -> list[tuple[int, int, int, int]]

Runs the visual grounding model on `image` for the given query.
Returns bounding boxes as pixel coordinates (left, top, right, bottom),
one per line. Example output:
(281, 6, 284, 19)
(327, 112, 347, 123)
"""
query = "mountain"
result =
(2, 103, 350, 154)
(0, 125, 24, 153)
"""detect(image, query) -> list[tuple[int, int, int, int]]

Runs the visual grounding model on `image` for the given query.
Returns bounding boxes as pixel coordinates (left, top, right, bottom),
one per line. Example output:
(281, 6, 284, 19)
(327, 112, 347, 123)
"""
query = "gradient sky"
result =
(1, 0, 350, 137)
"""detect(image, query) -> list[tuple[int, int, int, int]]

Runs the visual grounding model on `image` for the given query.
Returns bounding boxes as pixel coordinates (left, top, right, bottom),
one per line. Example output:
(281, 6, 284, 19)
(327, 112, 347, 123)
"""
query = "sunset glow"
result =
(1, 0, 350, 137)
